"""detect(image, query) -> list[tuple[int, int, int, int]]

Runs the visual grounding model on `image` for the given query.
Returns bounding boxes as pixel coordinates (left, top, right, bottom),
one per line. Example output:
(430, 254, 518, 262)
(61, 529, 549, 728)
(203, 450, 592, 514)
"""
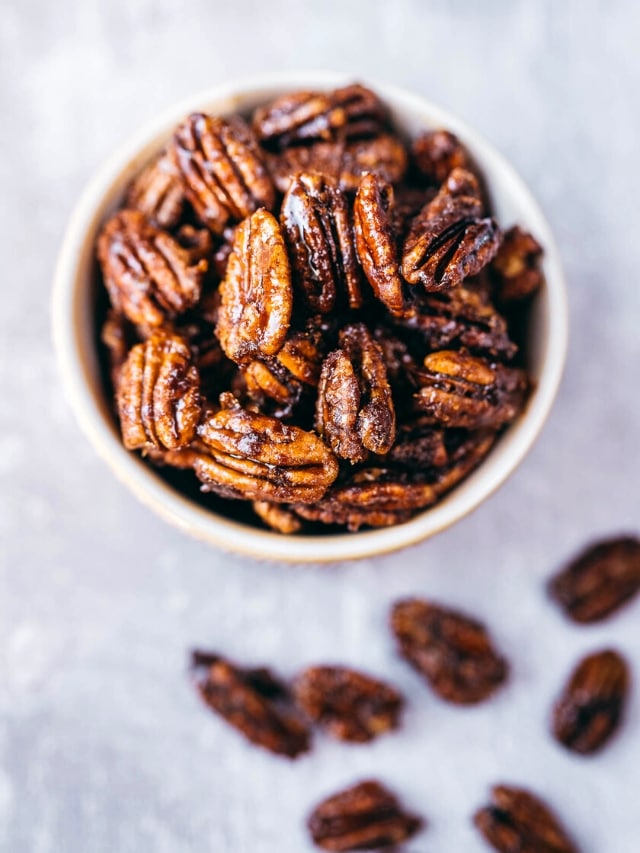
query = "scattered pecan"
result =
(391, 598, 508, 703)
(169, 113, 275, 234)
(316, 323, 396, 463)
(474, 785, 579, 853)
(190, 651, 310, 758)
(195, 400, 339, 503)
(97, 210, 207, 327)
(116, 330, 201, 451)
(124, 151, 185, 229)
(353, 173, 408, 317)
(412, 129, 470, 186)
(492, 225, 544, 302)
(402, 168, 501, 291)
(308, 780, 423, 851)
(412, 350, 527, 429)
(252, 500, 302, 534)
(552, 649, 629, 755)
(293, 666, 403, 743)
(281, 172, 362, 314)
(549, 535, 640, 623)
(216, 209, 293, 365)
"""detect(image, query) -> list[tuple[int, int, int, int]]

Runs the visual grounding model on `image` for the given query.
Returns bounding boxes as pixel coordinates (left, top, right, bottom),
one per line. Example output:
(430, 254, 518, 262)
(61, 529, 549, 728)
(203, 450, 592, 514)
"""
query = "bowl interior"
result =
(54, 72, 567, 562)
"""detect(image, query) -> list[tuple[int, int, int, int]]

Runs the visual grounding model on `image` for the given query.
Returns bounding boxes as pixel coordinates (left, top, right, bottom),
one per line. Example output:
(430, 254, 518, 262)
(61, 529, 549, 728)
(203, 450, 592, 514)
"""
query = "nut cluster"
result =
(97, 83, 544, 533)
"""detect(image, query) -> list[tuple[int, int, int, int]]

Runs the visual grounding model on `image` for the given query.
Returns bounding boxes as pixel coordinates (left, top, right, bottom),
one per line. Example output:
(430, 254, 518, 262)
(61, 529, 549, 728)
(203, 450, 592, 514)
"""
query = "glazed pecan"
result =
(216, 209, 293, 364)
(124, 151, 185, 229)
(195, 401, 339, 503)
(308, 780, 423, 851)
(353, 173, 407, 317)
(169, 113, 275, 233)
(549, 536, 640, 623)
(116, 330, 201, 451)
(474, 785, 579, 853)
(316, 324, 396, 463)
(412, 350, 527, 429)
(552, 649, 629, 755)
(97, 210, 206, 327)
(402, 168, 501, 291)
(391, 598, 508, 703)
(492, 226, 544, 302)
(385, 418, 448, 469)
(190, 651, 310, 758)
(412, 129, 470, 186)
(252, 500, 302, 534)
(293, 666, 403, 743)
(281, 172, 362, 314)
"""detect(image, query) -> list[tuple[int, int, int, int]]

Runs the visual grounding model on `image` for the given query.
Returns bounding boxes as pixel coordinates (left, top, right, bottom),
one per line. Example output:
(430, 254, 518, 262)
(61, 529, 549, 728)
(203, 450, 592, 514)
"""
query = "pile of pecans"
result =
(96, 83, 544, 533)
(190, 534, 638, 851)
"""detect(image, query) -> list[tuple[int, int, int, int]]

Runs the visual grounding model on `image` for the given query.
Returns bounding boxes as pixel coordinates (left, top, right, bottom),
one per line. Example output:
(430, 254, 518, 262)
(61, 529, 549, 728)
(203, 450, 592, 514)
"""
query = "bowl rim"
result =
(52, 70, 568, 563)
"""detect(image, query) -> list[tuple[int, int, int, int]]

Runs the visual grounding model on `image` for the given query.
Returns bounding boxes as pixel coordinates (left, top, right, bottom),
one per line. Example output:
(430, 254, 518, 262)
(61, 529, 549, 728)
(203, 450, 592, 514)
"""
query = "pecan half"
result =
(402, 168, 501, 291)
(169, 113, 275, 233)
(293, 666, 403, 743)
(549, 536, 640, 623)
(308, 780, 423, 851)
(474, 785, 579, 853)
(97, 210, 206, 327)
(216, 209, 293, 365)
(492, 226, 544, 302)
(353, 173, 407, 317)
(552, 649, 629, 755)
(116, 330, 201, 451)
(195, 401, 339, 503)
(385, 418, 448, 469)
(190, 651, 310, 758)
(412, 129, 470, 186)
(281, 172, 362, 314)
(252, 500, 302, 534)
(316, 324, 396, 463)
(124, 151, 185, 229)
(412, 350, 527, 429)
(391, 598, 508, 703)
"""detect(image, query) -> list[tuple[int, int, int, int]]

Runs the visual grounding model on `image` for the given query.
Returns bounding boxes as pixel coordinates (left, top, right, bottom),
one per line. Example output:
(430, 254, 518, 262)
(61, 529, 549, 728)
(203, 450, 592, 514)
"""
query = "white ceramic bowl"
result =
(52, 71, 568, 563)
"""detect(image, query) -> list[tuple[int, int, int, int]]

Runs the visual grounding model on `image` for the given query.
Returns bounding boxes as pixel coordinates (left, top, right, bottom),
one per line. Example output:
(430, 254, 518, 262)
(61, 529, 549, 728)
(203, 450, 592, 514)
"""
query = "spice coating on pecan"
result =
(216, 208, 293, 365)
(549, 535, 640, 623)
(492, 225, 544, 302)
(308, 780, 423, 851)
(552, 649, 629, 755)
(97, 210, 206, 327)
(190, 651, 310, 758)
(170, 113, 275, 234)
(124, 151, 185, 229)
(412, 129, 470, 186)
(402, 168, 501, 291)
(293, 666, 403, 743)
(391, 598, 508, 703)
(473, 785, 579, 853)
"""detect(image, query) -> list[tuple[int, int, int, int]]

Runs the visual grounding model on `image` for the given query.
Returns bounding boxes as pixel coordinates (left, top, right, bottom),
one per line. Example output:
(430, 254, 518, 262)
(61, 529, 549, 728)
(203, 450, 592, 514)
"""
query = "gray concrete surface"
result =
(1, 0, 639, 850)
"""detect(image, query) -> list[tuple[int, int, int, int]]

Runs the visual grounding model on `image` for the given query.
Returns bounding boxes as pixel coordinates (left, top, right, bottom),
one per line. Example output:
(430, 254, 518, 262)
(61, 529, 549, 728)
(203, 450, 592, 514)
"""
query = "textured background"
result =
(2, 1, 640, 851)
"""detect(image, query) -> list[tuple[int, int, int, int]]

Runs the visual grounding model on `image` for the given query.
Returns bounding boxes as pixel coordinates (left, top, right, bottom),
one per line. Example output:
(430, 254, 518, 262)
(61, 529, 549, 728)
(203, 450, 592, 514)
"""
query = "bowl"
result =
(52, 71, 568, 563)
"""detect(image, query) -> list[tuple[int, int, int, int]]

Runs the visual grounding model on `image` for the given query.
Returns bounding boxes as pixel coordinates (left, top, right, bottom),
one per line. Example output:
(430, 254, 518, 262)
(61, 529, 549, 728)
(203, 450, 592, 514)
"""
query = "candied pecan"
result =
(316, 324, 396, 463)
(474, 785, 579, 853)
(116, 330, 201, 451)
(267, 141, 343, 194)
(97, 210, 206, 327)
(281, 172, 362, 314)
(549, 536, 640, 623)
(195, 401, 339, 503)
(216, 209, 293, 365)
(190, 651, 310, 758)
(169, 113, 275, 234)
(308, 780, 423, 851)
(412, 129, 469, 186)
(174, 224, 214, 262)
(293, 666, 403, 743)
(354, 174, 408, 317)
(412, 350, 527, 429)
(385, 418, 448, 469)
(391, 598, 508, 703)
(124, 151, 185, 229)
(252, 500, 302, 534)
(402, 168, 501, 291)
(552, 649, 629, 755)
(492, 226, 544, 302)
(101, 309, 137, 390)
